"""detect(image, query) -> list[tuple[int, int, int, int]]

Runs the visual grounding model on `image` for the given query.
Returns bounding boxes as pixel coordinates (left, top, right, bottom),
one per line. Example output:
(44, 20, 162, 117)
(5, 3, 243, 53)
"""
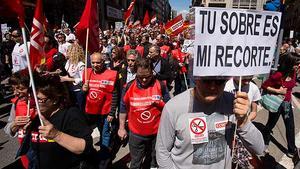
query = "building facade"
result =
(283, 0, 300, 38)
(171, 10, 178, 19)
(200, 0, 267, 9)
(152, 0, 171, 23)
(230, 0, 267, 10)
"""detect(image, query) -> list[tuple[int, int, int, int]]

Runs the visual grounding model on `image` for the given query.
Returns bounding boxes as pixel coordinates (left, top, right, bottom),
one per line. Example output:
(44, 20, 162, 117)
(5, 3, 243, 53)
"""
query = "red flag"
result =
(124, 0, 136, 25)
(29, 0, 47, 68)
(0, 0, 25, 27)
(172, 20, 190, 37)
(75, 0, 100, 54)
(164, 14, 184, 36)
(142, 10, 150, 27)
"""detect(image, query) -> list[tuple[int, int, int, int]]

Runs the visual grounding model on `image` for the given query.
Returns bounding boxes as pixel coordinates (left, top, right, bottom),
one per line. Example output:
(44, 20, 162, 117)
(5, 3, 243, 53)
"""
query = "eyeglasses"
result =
(37, 97, 49, 103)
(57, 36, 63, 39)
(127, 59, 135, 62)
(201, 79, 227, 86)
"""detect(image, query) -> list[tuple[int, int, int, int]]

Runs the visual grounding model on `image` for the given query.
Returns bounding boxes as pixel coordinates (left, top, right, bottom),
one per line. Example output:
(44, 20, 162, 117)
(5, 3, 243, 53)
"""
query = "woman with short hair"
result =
(19, 74, 94, 169)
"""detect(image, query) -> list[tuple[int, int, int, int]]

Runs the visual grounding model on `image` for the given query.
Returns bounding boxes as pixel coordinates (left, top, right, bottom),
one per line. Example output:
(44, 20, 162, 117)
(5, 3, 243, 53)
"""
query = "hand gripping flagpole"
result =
(21, 27, 44, 126)
(85, 28, 90, 82)
(231, 76, 243, 165)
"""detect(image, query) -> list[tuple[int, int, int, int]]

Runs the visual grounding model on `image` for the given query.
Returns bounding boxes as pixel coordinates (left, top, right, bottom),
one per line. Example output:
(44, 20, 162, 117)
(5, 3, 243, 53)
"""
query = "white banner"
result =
(106, 6, 123, 20)
(193, 7, 281, 77)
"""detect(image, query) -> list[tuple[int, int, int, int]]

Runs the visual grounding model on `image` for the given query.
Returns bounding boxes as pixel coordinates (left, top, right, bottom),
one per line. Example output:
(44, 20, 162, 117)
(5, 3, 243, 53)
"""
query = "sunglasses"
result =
(201, 79, 227, 86)
(127, 59, 136, 62)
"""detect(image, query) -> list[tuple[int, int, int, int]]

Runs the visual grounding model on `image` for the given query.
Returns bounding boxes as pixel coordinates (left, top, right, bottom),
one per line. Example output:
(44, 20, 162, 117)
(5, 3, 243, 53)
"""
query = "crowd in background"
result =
(0, 23, 300, 169)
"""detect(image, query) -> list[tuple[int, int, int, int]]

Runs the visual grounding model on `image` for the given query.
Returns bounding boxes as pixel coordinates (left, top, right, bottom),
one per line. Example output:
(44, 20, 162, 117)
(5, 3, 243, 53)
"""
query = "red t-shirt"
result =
(262, 71, 296, 101)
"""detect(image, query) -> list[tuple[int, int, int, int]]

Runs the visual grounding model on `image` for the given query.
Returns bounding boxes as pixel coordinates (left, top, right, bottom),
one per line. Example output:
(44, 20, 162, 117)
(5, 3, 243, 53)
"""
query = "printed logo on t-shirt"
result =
(189, 117, 209, 144)
(191, 113, 230, 165)
(215, 120, 228, 131)
(152, 95, 161, 100)
(31, 132, 55, 143)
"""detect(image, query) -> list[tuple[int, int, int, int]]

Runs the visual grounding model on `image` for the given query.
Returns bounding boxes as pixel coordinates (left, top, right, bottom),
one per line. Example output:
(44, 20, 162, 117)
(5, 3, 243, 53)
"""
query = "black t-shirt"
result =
(30, 107, 93, 169)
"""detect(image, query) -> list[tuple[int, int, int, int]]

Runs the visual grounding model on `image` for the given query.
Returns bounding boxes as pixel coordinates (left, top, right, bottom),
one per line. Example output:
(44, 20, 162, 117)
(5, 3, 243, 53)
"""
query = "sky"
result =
(169, 0, 191, 15)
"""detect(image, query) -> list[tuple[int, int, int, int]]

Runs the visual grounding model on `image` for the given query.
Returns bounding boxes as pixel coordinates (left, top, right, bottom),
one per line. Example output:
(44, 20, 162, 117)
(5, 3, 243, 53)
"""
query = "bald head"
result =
(90, 52, 105, 72)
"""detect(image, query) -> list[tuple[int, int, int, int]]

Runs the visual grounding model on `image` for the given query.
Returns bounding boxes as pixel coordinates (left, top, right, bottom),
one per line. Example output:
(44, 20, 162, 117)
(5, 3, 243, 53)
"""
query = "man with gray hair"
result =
(148, 45, 173, 90)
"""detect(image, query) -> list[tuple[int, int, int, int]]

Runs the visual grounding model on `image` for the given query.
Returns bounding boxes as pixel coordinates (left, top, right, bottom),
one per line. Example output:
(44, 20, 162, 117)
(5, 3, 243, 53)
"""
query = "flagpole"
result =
(85, 28, 90, 81)
(231, 76, 243, 158)
(21, 27, 44, 126)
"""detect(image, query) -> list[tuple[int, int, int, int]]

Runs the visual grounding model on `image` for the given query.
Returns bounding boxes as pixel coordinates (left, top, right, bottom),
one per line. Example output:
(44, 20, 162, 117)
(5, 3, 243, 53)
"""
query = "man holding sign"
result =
(156, 7, 281, 169)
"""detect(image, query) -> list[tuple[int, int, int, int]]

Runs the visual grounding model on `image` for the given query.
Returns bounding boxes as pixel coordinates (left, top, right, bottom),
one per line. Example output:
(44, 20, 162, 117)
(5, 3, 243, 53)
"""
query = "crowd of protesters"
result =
(1, 23, 300, 169)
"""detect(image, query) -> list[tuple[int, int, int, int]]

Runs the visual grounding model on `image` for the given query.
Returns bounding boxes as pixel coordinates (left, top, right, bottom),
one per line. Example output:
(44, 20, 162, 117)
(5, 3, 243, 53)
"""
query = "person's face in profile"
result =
(195, 78, 227, 103)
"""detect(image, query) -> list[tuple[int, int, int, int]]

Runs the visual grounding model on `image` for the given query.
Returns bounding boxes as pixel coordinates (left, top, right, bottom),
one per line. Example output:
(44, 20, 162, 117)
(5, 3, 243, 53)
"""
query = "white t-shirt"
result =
(224, 78, 261, 103)
(65, 33, 76, 42)
(58, 42, 71, 56)
(65, 60, 85, 91)
(12, 42, 30, 73)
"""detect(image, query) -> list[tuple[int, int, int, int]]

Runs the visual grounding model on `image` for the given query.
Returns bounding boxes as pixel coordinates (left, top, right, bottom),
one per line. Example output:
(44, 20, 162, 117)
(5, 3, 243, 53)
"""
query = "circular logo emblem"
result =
(140, 111, 151, 121)
(89, 91, 98, 99)
(190, 118, 206, 135)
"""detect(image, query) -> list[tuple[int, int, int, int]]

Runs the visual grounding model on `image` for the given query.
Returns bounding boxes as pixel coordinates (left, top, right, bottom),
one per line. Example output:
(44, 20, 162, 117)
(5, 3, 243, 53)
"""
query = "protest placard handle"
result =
(232, 76, 243, 159)
(84, 28, 89, 82)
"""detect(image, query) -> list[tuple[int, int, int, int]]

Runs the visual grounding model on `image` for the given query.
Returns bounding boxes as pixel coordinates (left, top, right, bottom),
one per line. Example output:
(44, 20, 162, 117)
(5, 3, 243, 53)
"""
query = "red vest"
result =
(83, 68, 117, 115)
(135, 45, 144, 57)
(172, 49, 188, 73)
(160, 45, 170, 59)
(124, 45, 144, 57)
(123, 80, 163, 136)
(11, 97, 36, 169)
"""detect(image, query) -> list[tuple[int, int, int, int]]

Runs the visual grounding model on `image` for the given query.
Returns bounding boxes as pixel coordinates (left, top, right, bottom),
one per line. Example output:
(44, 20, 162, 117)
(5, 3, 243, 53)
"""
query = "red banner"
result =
(124, 0, 136, 25)
(164, 14, 184, 36)
(75, 0, 100, 54)
(29, 0, 47, 68)
(1, 0, 25, 27)
(142, 10, 150, 27)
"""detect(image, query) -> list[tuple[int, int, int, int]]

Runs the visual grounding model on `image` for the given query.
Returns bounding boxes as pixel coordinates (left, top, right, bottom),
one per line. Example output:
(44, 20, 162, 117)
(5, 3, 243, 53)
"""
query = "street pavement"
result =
(0, 83, 300, 168)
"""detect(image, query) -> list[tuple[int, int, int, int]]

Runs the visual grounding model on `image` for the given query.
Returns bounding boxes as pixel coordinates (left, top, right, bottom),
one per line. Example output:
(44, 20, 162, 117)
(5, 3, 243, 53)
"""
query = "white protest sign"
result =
(289, 30, 294, 39)
(115, 22, 123, 31)
(1, 24, 8, 40)
(193, 7, 281, 77)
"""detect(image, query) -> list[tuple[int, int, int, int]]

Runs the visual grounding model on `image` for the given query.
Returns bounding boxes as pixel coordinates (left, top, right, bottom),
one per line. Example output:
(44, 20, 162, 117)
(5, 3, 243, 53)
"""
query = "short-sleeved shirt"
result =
(224, 79, 261, 103)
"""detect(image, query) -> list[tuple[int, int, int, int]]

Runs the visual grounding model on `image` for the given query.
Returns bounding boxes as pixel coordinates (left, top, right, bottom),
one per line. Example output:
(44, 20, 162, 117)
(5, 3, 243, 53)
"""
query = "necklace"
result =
(50, 107, 61, 117)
